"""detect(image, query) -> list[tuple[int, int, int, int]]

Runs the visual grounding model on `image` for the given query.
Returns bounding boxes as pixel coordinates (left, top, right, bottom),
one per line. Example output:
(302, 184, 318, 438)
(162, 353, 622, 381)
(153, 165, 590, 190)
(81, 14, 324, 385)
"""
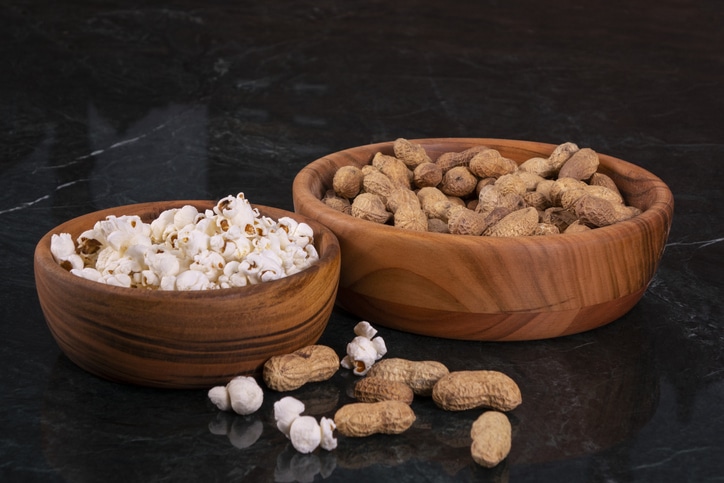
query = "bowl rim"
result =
(292, 137, 674, 249)
(34, 200, 341, 301)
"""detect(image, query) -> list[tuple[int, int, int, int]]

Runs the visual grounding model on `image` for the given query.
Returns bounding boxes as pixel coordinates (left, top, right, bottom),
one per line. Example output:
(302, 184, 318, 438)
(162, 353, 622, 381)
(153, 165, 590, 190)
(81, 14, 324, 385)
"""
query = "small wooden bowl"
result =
(292, 138, 674, 341)
(34, 201, 341, 389)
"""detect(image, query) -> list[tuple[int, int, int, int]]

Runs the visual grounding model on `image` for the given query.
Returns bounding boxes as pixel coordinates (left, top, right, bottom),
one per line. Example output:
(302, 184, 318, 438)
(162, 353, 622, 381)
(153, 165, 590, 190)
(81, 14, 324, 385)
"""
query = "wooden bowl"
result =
(292, 138, 674, 341)
(34, 201, 341, 389)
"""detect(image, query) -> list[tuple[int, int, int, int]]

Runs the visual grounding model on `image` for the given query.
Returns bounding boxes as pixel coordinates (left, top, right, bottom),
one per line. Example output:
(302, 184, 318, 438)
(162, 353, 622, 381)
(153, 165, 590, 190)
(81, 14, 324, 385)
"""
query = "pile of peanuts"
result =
(323, 139, 641, 236)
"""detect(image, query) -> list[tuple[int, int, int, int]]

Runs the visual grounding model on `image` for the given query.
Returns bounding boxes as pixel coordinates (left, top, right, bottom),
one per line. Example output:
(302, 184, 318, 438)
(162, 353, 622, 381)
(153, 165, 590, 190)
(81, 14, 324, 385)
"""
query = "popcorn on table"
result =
(50, 193, 319, 290)
(340, 321, 387, 376)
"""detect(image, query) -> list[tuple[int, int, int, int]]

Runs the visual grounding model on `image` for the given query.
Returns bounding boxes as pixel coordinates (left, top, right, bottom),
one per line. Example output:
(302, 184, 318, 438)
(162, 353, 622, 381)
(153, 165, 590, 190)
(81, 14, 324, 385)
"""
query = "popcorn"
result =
(340, 321, 388, 376)
(50, 193, 320, 290)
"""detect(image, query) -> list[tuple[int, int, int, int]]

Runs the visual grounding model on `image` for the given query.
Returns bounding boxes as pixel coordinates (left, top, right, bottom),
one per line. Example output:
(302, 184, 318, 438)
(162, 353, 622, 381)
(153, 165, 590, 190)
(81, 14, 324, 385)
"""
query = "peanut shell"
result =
(351, 193, 391, 224)
(435, 145, 489, 172)
(332, 165, 364, 199)
(366, 358, 450, 396)
(393, 138, 432, 168)
(470, 411, 512, 468)
(439, 166, 478, 197)
(484, 207, 539, 237)
(263, 345, 339, 392)
(354, 376, 415, 405)
(468, 149, 518, 178)
(334, 400, 416, 437)
(412, 162, 443, 188)
(547, 141, 579, 171)
(558, 147, 599, 181)
(432, 370, 522, 411)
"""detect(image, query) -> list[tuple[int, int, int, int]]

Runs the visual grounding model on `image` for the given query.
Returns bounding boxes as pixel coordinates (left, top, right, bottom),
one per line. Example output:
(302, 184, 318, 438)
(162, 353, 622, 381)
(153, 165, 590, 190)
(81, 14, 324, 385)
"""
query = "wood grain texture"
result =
(34, 201, 341, 388)
(292, 138, 674, 341)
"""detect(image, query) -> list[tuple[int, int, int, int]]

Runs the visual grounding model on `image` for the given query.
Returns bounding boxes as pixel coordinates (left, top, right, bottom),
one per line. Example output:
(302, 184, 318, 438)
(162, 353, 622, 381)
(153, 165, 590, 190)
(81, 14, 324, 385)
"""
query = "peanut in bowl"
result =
(33, 200, 341, 389)
(291, 138, 674, 341)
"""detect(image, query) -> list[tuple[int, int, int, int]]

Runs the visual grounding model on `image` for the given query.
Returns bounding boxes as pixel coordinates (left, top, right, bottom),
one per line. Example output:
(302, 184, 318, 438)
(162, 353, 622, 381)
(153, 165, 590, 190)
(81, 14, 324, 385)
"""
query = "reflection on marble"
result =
(40, 313, 658, 482)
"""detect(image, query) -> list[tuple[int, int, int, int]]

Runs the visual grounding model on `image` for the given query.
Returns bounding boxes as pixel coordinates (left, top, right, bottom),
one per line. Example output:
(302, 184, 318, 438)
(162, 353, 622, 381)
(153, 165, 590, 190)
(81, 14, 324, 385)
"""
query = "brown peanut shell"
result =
(432, 370, 522, 411)
(263, 345, 339, 392)
(334, 400, 416, 437)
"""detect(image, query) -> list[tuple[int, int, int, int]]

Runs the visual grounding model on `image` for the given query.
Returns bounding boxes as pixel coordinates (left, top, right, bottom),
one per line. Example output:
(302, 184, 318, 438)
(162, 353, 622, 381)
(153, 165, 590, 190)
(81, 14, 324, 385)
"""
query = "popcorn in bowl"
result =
(50, 193, 319, 290)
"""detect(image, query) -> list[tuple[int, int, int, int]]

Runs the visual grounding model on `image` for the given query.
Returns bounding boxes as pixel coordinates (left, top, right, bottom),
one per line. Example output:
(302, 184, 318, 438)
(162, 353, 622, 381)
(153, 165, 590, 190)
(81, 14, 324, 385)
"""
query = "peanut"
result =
(432, 370, 522, 411)
(322, 190, 352, 214)
(362, 168, 396, 204)
(334, 400, 416, 437)
(558, 147, 599, 181)
(412, 162, 443, 188)
(372, 152, 412, 189)
(439, 166, 478, 197)
(484, 207, 539, 237)
(468, 149, 518, 179)
(351, 193, 391, 224)
(448, 208, 489, 236)
(518, 156, 556, 178)
(366, 358, 449, 396)
(435, 145, 489, 173)
(332, 165, 364, 199)
(354, 376, 415, 405)
(393, 202, 428, 232)
(394, 137, 432, 168)
(386, 187, 420, 214)
(470, 411, 512, 468)
(547, 141, 579, 171)
(263, 345, 340, 392)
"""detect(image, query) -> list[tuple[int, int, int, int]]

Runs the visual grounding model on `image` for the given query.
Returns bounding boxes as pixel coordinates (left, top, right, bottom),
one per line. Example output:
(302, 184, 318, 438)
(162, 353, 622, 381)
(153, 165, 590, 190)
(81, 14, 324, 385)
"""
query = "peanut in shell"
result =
(432, 370, 522, 412)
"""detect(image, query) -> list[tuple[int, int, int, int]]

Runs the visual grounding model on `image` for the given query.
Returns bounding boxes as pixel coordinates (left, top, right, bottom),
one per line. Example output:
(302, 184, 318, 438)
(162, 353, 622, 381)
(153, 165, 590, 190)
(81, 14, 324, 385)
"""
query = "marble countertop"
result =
(2, 1, 722, 481)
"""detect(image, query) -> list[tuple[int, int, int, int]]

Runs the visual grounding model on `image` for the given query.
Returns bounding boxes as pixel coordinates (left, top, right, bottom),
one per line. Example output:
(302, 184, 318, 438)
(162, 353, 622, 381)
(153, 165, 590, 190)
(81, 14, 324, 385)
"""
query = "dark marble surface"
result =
(2, 0, 723, 481)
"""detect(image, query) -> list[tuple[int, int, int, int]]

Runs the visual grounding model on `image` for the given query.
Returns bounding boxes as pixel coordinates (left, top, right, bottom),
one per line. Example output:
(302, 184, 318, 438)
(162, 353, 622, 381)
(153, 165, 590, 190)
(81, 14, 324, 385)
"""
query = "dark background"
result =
(1, 1, 722, 481)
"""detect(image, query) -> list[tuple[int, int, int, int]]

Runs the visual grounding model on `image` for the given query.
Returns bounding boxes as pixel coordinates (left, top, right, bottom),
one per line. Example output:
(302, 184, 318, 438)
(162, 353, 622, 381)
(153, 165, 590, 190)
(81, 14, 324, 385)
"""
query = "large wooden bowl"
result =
(34, 201, 341, 389)
(292, 138, 674, 341)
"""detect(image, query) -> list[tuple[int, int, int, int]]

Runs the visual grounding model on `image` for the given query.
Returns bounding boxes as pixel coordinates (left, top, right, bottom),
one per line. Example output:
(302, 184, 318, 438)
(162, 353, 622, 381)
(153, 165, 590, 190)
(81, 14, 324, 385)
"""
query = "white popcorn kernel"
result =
(274, 396, 305, 439)
(140, 269, 159, 288)
(95, 247, 121, 273)
(173, 205, 199, 229)
(150, 208, 176, 242)
(342, 322, 387, 376)
(145, 250, 181, 278)
(226, 376, 264, 416)
(65, 254, 85, 271)
(178, 226, 211, 257)
(289, 416, 321, 454)
(353, 321, 377, 340)
(113, 256, 142, 275)
(340, 355, 353, 370)
(371, 337, 387, 359)
(50, 233, 77, 262)
(346, 336, 378, 376)
(190, 250, 226, 281)
(319, 417, 337, 451)
(174, 270, 210, 291)
(160, 275, 177, 291)
(70, 267, 103, 282)
(103, 272, 132, 288)
(208, 386, 231, 411)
